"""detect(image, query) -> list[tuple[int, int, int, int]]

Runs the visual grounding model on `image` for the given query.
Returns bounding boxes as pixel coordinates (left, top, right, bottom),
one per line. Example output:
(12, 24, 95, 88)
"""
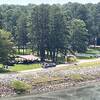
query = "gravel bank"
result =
(1, 59, 100, 97)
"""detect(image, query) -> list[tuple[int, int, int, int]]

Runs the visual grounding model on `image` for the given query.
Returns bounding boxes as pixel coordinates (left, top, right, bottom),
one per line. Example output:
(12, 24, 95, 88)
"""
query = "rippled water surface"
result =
(2, 84, 100, 100)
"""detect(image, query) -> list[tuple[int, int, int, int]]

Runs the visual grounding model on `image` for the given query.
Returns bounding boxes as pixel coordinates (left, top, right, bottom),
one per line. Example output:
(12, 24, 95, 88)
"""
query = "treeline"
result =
(0, 2, 100, 62)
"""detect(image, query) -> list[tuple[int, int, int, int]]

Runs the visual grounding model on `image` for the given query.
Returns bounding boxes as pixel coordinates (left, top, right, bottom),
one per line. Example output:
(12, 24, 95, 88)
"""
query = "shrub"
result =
(67, 56, 77, 63)
(69, 74, 83, 80)
(11, 80, 31, 94)
(0, 68, 11, 73)
(57, 56, 65, 64)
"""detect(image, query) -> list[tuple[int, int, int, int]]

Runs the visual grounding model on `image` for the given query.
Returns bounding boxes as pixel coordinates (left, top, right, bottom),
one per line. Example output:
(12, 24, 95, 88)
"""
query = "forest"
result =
(0, 2, 100, 63)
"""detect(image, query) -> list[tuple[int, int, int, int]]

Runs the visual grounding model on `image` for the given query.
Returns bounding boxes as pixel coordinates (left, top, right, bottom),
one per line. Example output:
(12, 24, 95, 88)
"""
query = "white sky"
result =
(0, 0, 100, 5)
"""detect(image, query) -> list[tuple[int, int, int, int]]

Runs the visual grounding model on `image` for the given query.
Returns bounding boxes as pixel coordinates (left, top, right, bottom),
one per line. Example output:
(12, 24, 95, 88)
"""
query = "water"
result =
(2, 84, 100, 100)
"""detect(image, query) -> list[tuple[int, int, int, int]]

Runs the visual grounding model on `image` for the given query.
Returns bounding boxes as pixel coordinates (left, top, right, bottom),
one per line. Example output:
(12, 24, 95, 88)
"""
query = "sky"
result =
(0, 0, 100, 5)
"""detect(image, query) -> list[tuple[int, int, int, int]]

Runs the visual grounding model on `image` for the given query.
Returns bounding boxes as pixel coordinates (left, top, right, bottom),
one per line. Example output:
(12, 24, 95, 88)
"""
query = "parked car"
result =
(42, 62, 56, 68)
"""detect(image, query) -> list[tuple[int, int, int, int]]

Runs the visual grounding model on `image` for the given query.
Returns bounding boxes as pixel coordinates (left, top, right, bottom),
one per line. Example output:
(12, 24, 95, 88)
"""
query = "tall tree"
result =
(70, 19, 88, 52)
(49, 5, 69, 62)
(0, 11, 2, 29)
(95, 3, 100, 41)
(0, 29, 14, 65)
(31, 4, 50, 61)
(17, 14, 28, 54)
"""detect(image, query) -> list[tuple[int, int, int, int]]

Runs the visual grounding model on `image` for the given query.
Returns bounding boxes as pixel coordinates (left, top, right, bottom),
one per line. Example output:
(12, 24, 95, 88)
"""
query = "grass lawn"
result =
(76, 48, 100, 60)
(55, 59, 100, 71)
(15, 49, 32, 55)
(0, 64, 2, 68)
(9, 63, 41, 71)
(77, 56, 96, 60)
(86, 48, 100, 54)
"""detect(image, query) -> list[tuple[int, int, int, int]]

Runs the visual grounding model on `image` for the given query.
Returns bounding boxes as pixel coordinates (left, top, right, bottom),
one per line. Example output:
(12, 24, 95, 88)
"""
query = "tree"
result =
(0, 29, 14, 65)
(85, 4, 97, 46)
(0, 3, 99, 60)
(31, 4, 50, 61)
(95, 3, 100, 44)
(16, 14, 28, 54)
(0, 11, 2, 29)
(70, 19, 88, 52)
(49, 5, 69, 62)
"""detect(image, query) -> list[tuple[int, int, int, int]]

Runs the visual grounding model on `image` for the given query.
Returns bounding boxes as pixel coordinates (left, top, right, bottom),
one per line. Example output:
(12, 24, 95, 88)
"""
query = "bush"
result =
(56, 56, 65, 64)
(11, 80, 31, 94)
(67, 56, 77, 63)
(0, 68, 11, 73)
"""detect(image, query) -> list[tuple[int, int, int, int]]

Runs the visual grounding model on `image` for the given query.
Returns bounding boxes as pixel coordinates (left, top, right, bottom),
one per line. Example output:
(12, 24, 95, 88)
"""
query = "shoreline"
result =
(1, 78, 100, 99)
(23, 79, 100, 96)
(0, 76, 100, 98)
(1, 59, 100, 97)
(29, 78, 100, 95)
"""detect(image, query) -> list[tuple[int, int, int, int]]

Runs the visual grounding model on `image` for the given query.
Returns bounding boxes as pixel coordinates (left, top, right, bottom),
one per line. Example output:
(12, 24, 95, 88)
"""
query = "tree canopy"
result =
(0, 29, 14, 64)
(0, 3, 100, 62)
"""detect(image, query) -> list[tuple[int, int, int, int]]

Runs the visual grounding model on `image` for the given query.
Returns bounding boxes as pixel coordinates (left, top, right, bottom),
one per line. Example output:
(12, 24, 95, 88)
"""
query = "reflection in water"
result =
(1, 84, 100, 100)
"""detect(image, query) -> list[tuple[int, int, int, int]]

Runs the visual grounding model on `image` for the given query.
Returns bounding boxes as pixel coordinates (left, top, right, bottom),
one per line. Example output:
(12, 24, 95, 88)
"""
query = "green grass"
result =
(67, 74, 83, 80)
(15, 49, 32, 55)
(86, 48, 100, 54)
(11, 80, 32, 94)
(9, 63, 41, 71)
(0, 65, 2, 69)
(65, 73, 96, 81)
(77, 48, 100, 60)
(77, 56, 96, 60)
(55, 60, 100, 72)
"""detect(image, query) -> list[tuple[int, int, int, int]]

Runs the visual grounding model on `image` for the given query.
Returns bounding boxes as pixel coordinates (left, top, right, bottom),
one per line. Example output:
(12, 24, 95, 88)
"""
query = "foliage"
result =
(31, 4, 50, 61)
(11, 80, 31, 94)
(0, 29, 14, 65)
(0, 3, 100, 63)
(70, 19, 88, 52)
(16, 14, 28, 54)
(15, 49, 32, 55)
(0, 68, 11, 73)
(67, 56, 77, 63)
(56, 56, 65, 64)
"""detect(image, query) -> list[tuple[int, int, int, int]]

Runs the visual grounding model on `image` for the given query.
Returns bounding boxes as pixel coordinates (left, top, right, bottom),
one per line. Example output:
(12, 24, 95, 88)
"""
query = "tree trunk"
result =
(94, 37, 97, 48)
(18, 46, 20, 54)
(56, 49, 58, 62)
(52, 49, 56, 62)
(40, 47, 45, 62)
(64, 49, 67, 58)
(47, 49, 49, 60)
(37, 50, 40, 56)
(50, 50, 53, 61)
(23, 46, 24, 55)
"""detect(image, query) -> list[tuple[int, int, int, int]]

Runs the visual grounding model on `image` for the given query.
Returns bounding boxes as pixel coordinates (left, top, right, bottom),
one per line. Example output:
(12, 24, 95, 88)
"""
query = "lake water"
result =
(2, 83, 100, 100)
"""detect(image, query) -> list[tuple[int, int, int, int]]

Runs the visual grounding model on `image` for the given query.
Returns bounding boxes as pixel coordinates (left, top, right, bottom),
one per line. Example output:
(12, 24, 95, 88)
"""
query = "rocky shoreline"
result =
(28, 78, 100, 95)
(0, 74, 100, 98)
(1, 61, 100, 98)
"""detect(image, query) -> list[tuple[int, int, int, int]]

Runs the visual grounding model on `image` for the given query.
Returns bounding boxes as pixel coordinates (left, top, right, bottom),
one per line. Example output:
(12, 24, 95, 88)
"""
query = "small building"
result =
(16, 55, 40, 62)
